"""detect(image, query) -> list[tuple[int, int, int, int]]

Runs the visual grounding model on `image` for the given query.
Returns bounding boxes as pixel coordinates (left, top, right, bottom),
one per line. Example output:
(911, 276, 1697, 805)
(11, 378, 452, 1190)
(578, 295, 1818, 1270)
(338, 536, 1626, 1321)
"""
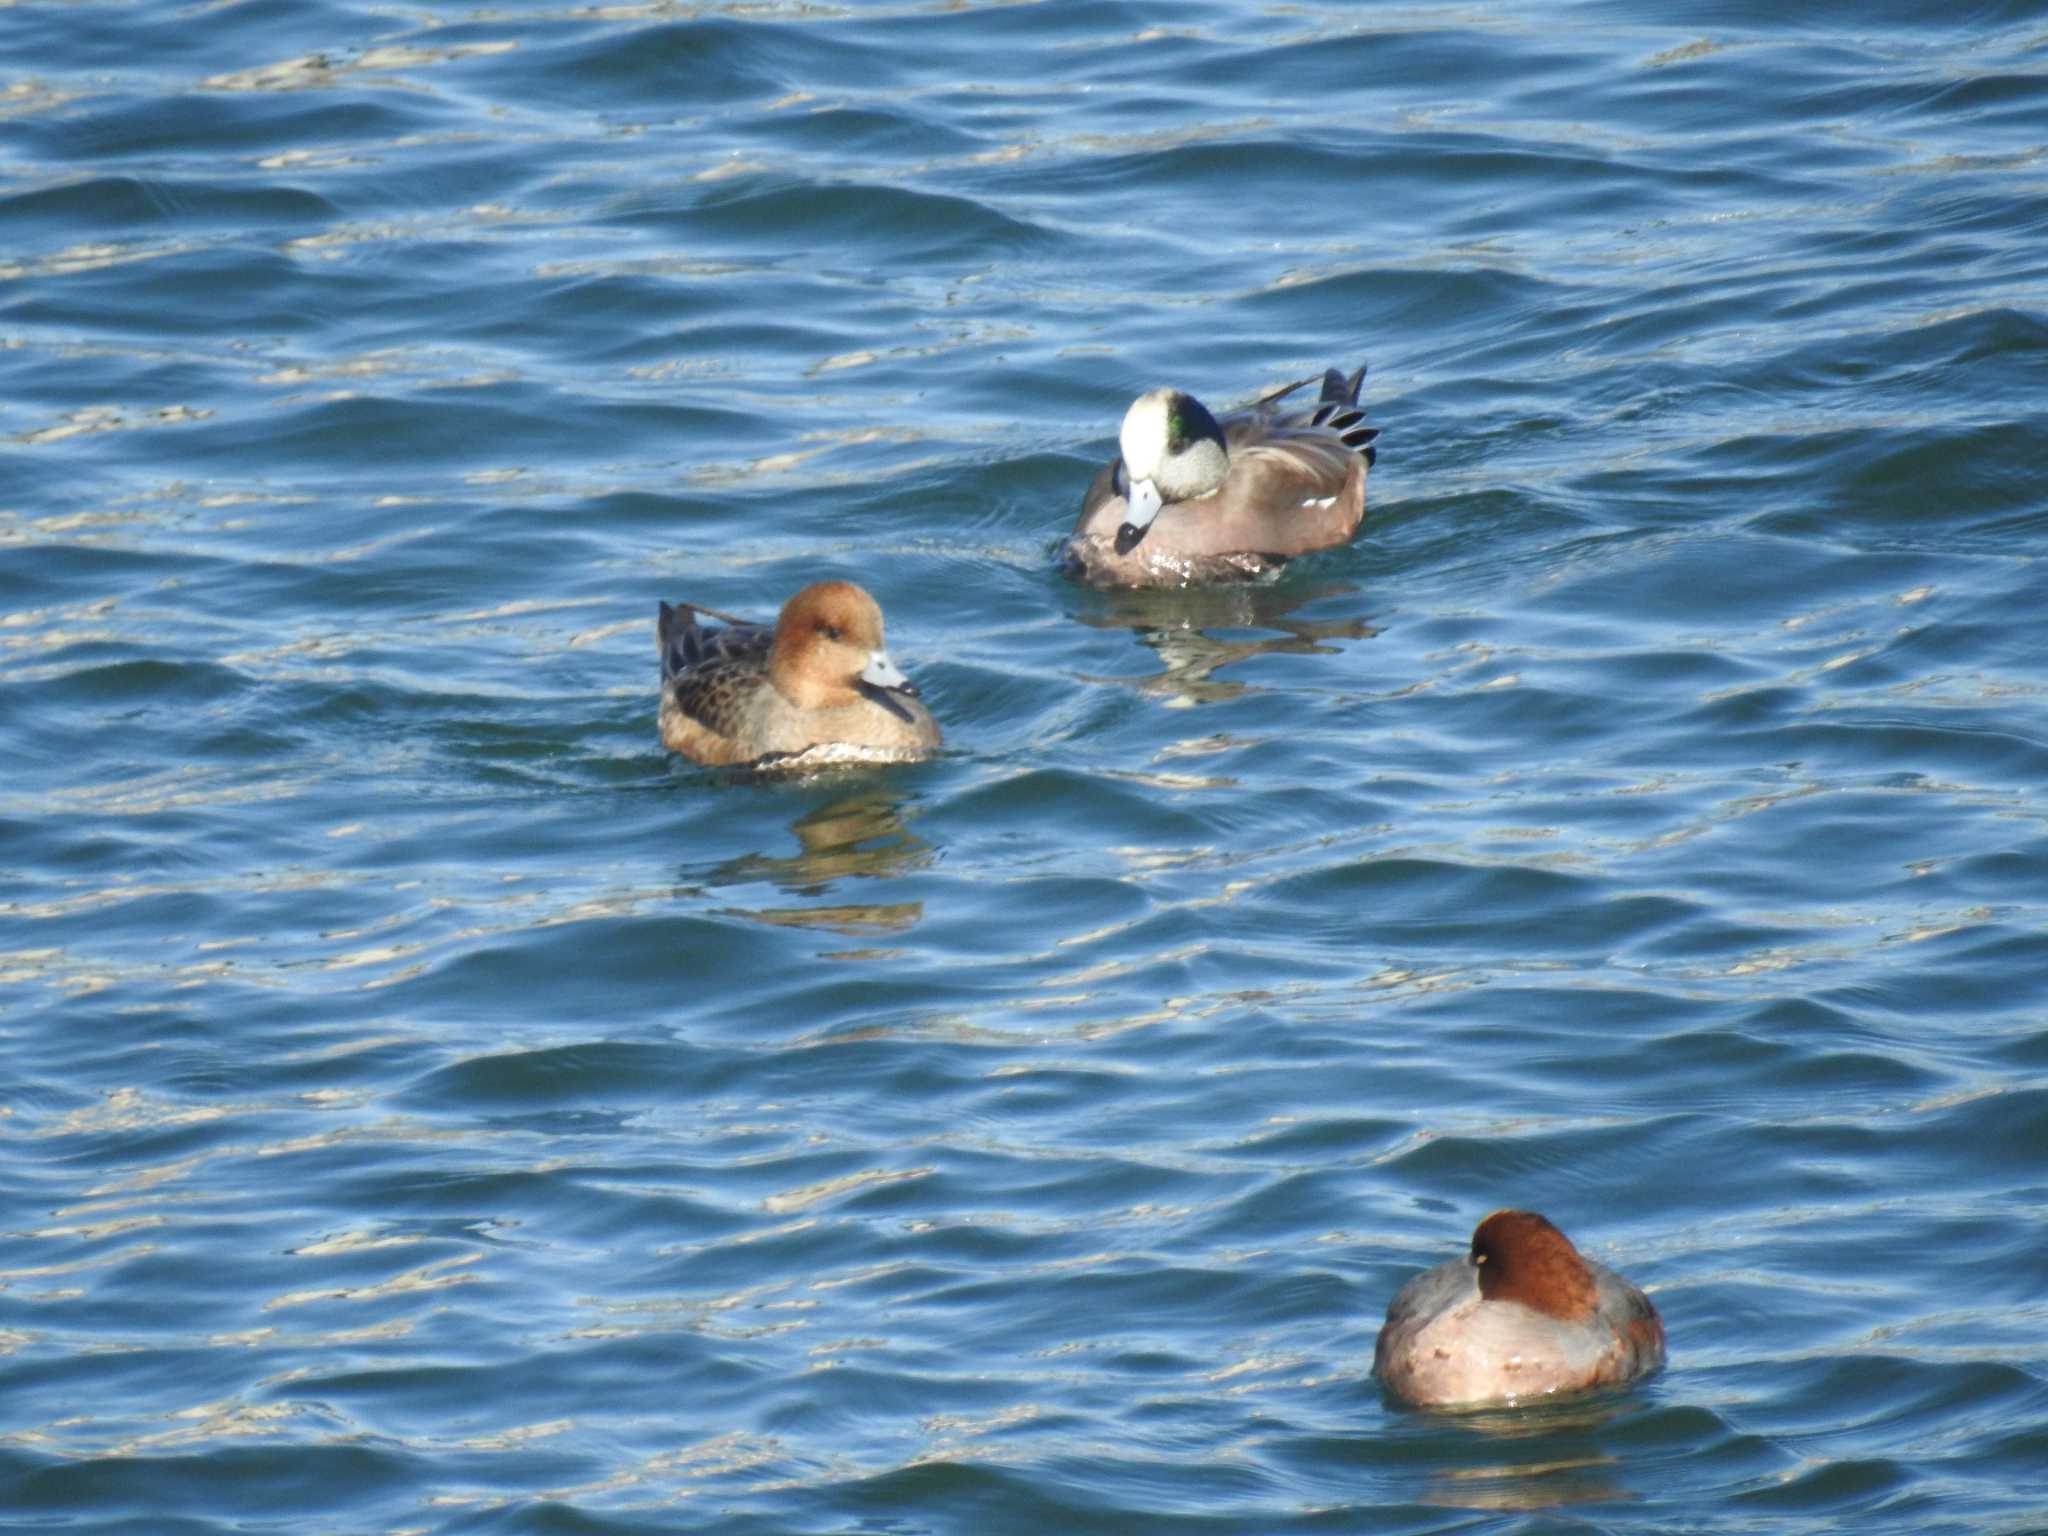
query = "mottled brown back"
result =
(659, 601, 774, 744)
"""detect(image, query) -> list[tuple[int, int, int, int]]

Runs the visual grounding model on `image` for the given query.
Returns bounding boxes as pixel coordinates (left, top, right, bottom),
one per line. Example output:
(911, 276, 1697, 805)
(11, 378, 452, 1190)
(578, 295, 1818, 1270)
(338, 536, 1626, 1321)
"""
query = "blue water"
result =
(5, 1, 2048, 1530)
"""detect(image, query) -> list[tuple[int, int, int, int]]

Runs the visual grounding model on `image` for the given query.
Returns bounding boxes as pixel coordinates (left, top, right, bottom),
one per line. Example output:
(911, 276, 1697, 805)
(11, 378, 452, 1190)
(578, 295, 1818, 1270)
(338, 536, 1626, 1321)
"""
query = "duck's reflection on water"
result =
(701, 789, 930, 939)
(1401, 1393, 1641, 1512)
(1067, 578, 1380, 704)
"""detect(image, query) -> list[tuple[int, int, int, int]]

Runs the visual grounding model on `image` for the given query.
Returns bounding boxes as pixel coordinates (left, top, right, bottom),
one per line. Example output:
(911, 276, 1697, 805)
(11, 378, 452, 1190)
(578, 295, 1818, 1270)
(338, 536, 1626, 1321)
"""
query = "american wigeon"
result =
(1061, 364, 1379, 587)
(657, 581, 940, 768)
(1373, 1210, 1666, 1408)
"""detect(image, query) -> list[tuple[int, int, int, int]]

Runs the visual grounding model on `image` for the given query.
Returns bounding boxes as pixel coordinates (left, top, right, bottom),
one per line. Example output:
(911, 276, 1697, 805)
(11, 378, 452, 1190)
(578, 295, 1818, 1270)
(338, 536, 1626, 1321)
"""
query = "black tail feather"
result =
(1311, 362, 1368, 422)
(657, 600, 703, 682)
(1317, 363, 1366, 406)
(1311, 363, 1375, 462)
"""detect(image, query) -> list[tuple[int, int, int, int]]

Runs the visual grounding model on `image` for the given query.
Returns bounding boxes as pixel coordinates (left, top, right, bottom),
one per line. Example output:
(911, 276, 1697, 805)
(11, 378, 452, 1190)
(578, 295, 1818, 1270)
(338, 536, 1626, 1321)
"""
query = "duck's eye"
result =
(820, 623, 842, 641)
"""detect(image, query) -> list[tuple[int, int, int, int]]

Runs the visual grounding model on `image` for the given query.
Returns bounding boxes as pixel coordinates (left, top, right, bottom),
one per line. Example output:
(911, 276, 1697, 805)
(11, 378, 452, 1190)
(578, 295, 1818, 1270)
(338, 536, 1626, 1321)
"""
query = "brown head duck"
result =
(657, 580, 940, 768)
(1373, 1210, 1666, 1409)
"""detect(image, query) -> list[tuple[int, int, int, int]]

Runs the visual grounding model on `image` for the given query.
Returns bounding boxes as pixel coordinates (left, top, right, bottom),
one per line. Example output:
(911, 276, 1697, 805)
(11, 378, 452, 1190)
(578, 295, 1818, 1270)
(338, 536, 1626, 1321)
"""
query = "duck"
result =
(657, 580, 941, 767)
(1373, 1210, 1665, 1409)
(1060, 364, 1379, 587)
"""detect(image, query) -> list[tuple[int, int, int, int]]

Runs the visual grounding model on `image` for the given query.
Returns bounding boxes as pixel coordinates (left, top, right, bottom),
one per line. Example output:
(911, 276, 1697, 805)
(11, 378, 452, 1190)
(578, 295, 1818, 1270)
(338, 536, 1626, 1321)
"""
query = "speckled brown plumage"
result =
(656, 582, 941, 768)
(659, 601, 776, 748)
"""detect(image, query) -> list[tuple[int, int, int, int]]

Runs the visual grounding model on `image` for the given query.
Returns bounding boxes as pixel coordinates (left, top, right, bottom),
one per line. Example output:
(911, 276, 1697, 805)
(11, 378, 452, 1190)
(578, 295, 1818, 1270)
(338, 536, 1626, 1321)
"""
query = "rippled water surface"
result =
(6, 1, 2048, 1530)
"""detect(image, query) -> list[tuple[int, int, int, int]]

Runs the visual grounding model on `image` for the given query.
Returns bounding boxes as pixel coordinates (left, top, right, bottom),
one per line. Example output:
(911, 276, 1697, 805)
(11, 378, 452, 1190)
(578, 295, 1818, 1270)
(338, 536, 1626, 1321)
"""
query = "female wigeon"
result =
(657, 580, 940, 768)
(1061, 364, 1379, 587)
(1373, 1210, 1665, 1409)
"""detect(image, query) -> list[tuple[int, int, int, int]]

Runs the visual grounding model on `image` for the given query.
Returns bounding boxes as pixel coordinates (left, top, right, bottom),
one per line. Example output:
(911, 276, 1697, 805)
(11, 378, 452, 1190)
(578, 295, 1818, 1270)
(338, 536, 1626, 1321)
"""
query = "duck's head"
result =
(772, 580, 922, 720)
(1114, 388, 1229, 554)
(1469, 1209, 1599, 1322)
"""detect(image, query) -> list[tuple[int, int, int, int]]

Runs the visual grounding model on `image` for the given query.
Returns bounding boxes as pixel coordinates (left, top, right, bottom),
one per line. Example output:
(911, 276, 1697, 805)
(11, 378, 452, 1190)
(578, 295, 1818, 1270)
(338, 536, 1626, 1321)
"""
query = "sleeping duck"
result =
(1061, 364, 1379, 587)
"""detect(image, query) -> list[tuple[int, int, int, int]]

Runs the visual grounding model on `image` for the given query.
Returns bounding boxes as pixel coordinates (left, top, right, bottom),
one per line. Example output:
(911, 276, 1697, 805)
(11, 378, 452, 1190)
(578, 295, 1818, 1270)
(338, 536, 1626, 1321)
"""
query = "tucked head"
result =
(1469, 1209, 1598, 1322)
(770, 580, 920, 716)
(1114, 388, 1229, 554)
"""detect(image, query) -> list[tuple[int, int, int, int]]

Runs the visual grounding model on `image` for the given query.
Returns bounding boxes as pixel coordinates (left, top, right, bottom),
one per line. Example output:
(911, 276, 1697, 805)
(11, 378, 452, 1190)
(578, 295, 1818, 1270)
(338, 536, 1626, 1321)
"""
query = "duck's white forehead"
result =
(1119, 390, 1173, 467)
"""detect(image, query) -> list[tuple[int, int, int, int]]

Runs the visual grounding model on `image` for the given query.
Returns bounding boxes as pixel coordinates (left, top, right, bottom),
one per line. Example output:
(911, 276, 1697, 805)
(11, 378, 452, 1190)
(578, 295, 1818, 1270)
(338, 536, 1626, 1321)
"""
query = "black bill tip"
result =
(859, 679, 919, 722)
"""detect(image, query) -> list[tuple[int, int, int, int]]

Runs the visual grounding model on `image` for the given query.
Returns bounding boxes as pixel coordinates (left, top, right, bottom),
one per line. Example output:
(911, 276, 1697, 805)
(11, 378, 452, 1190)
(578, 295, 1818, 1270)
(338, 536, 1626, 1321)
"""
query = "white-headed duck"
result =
(1062, 364, 1379, 587)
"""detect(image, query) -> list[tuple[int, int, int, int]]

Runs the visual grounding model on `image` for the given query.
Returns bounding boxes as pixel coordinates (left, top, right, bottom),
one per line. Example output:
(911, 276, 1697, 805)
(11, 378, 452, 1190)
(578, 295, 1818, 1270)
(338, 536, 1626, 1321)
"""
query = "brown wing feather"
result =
(1220, 364, 1376, 489)
(659, 602, 773, 743)
(1221, 415, 1364, 494)
(670, 655, 759, 742)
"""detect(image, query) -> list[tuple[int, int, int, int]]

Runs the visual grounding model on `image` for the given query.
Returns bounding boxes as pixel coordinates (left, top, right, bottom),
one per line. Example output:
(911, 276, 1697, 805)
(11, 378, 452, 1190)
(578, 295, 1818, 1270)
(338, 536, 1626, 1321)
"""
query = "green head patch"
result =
(1165, 395, 1194, 453)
